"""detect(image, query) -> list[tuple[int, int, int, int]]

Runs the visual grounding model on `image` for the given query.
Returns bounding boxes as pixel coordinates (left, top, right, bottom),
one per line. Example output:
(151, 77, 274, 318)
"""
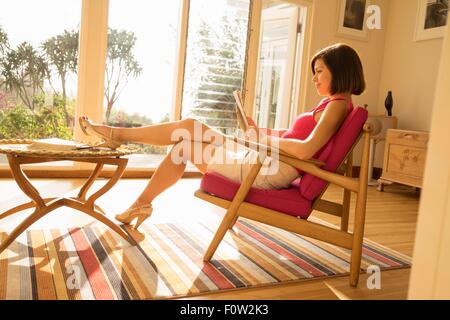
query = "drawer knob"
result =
(401, 134, 416, 139)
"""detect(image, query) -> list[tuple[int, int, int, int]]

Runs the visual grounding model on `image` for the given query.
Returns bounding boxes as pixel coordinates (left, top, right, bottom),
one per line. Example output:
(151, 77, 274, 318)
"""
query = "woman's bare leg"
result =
(86, 118, 227, 147)
(82, 117, 226, 216)
(125, 140, 215, 209)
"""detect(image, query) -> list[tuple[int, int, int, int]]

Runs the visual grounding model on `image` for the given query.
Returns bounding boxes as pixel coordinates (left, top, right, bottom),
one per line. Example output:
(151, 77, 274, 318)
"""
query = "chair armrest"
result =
(228, 136, 359, 192)
(229, 136, 325, 166)
(224, 123, 372, 199)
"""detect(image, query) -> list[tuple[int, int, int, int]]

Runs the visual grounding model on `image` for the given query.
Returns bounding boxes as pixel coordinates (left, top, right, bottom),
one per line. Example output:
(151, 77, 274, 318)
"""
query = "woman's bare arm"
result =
(260, 100, 349, 159)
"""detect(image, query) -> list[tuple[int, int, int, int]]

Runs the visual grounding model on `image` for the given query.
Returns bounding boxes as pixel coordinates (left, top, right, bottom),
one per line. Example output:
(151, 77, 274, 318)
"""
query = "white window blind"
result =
(182, 0, 250, 134)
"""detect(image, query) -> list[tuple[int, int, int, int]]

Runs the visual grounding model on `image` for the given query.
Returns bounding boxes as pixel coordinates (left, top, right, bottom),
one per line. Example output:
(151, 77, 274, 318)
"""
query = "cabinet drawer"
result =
(386, 144, 427, 178)
(386, 130, 429, 148)
(380, 129, 429, 189)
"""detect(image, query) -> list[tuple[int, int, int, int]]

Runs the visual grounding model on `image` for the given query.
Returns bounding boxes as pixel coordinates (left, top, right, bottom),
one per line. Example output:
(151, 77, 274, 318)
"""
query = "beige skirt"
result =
(206, 140, 299, 190)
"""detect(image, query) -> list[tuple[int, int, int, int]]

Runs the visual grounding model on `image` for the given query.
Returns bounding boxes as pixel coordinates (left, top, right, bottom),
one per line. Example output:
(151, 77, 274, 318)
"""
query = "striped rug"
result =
(0, 218, 411, 300)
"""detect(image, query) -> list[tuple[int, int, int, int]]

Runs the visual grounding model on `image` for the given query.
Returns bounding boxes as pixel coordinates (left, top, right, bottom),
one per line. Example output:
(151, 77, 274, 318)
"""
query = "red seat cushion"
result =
(200, 172, 312, 219)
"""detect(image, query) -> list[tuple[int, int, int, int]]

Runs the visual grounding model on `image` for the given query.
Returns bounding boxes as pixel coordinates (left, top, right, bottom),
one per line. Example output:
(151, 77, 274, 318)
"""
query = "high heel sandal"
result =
(78, 116, 122, 150)
(115, 204, 153, 230)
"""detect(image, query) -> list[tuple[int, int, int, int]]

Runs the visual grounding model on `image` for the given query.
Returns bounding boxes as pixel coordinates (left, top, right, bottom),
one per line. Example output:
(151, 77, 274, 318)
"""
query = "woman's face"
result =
(312, 59, 332, 96)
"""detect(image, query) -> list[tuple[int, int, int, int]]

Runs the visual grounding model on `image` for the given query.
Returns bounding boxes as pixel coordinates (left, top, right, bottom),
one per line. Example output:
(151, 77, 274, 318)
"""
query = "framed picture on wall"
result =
(415, 0, 448, 41)
(336, 0, 370, 41)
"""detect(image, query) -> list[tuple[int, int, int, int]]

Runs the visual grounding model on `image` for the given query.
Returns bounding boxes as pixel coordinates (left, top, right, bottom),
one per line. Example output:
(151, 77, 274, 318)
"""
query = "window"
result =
(181, 0, 250, 135)
(0, 0, 81, 165)
(253, 1, 306, 129)
(0, 0, 310, 175)
(105, 0, 181, 167)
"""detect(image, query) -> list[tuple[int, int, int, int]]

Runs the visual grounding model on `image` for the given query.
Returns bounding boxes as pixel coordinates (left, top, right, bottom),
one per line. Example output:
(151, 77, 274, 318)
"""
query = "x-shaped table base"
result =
(0, 155, 135, 254)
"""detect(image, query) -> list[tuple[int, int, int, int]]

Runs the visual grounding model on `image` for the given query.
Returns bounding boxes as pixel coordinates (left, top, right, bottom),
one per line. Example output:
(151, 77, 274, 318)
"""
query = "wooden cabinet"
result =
(378, 129, 429, 191)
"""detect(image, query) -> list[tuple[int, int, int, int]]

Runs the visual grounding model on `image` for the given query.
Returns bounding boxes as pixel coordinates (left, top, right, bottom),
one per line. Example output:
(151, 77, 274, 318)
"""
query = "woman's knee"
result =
(170, 139, 191, 164)
(170, 118, 198, 143)
(181, 118, 199, 135)
(171, 139, 213, 166)
(182, 117, 216, 141)
(182, 117, 200, 129)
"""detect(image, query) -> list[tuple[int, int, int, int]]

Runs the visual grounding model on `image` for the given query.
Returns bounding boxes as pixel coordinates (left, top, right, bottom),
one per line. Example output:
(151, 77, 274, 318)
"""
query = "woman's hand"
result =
(242, 117, 271, 146)
(244, 126, 271, 147)
(243, 126, 259, 141)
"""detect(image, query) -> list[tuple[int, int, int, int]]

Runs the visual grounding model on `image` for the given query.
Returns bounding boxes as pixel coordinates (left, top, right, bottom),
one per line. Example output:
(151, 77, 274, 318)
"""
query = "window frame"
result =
(243, 0, 313, 121)
(0, 0, 314, 178)
(0, 0, 86, 174)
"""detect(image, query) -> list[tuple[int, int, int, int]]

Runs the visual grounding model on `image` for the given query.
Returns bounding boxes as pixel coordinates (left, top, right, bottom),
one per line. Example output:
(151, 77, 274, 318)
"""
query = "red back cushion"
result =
(299, 107, 368, 200)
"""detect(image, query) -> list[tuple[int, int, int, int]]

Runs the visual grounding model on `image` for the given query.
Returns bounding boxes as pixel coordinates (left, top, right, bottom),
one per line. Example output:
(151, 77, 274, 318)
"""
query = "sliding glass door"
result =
(0, 0, 311, 175)
(106, 0, 181, 167)
(105, 0, 251, 168)
(252, 1, 306, 129)
(180, 0, 251, 136)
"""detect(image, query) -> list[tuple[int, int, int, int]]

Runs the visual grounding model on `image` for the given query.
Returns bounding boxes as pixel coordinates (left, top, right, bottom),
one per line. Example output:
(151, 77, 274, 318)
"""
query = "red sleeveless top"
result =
(281, 97, 354, 174)
(282, 97, 354, 141)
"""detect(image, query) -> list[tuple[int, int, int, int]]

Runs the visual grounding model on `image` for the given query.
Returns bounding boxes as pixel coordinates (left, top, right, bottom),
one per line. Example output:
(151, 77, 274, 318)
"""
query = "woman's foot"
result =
(78, 116, 122, 149)
(115, 202, 153, 230)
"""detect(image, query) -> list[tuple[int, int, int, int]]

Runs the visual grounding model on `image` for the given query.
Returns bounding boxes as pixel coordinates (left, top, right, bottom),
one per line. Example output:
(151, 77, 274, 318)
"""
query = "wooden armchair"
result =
(194, 107, 371, 286)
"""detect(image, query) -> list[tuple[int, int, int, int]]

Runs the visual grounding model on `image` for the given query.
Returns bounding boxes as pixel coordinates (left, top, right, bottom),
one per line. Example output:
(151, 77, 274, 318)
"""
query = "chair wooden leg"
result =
(349, 252, 362, 287)
(350, 126, 370, 287)
(204, 157, 264, 261)
(341, 190, 351, 232)
(341, 153, 353, 232)
(350, 177, 368, 287)
(204, 210, 239, 261)
(349, 193, 366, 287)
(229, 216, 239, 229)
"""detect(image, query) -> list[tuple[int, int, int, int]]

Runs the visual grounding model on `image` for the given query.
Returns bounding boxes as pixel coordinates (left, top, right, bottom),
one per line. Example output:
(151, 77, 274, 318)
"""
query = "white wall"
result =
(377, 0, 443, 131)
(373, 0, 443, 167)
(298, 0, 444, 168)
(302, 0, 389, 116)
(374, 0, 444, 168)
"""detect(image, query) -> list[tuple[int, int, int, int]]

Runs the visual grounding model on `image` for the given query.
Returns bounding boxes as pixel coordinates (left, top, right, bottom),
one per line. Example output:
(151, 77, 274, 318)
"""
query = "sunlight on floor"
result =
(0, 177, 417, 299)
(324, 281, 351, 300)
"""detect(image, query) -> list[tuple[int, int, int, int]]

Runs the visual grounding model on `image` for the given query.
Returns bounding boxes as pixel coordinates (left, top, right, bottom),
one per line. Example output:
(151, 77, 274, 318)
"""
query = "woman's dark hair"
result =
(311, 43, 366, 95)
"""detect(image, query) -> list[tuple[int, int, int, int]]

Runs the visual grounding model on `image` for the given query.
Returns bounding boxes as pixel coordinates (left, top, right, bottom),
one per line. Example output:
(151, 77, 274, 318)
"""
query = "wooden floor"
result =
(0, 177, 420, 300)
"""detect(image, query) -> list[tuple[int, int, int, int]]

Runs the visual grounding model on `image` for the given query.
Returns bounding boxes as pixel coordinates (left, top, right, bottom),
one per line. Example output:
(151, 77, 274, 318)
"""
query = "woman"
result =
(79, 43, 365, 230)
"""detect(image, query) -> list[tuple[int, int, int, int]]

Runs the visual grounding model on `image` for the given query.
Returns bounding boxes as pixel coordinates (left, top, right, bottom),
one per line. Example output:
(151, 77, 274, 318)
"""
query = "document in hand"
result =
(233, 90, 249, 132)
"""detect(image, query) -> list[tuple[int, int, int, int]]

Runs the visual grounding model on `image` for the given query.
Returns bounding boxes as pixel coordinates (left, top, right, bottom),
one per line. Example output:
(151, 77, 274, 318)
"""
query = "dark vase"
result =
(385, 91, 393, 116)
